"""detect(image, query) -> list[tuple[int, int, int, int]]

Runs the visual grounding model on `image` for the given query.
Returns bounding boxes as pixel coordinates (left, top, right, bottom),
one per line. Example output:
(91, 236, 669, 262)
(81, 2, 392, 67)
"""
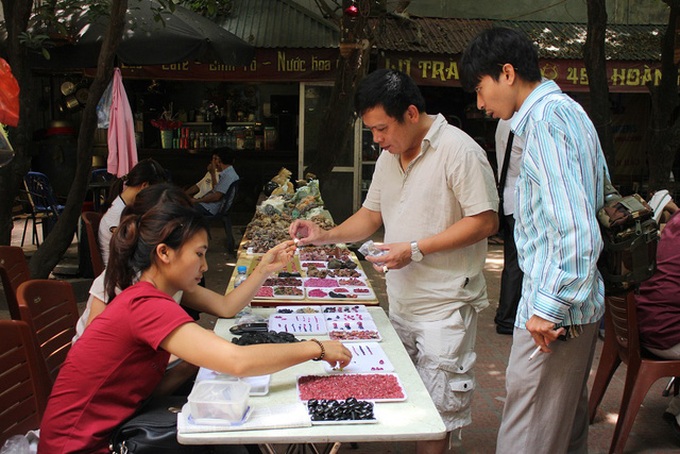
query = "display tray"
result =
(306, 287, 376, 301)
(248, 256, 302, 276)
(311, 418, 378, 425)
(275, 305, 321, 314)
(262, 277, 304, 287)
(268, 313, 327, 335)
(321, 305, 369, 313)
(326, 318, 377, 332)
(328, 329, 381, 342)
(254, 286, 304, 299)
(323, 311, 374, 323)
(297, 373, 406, 402)
(305, 268, 366, 279)
(304, 277, 339, 287)
(323, 342, 393, 373)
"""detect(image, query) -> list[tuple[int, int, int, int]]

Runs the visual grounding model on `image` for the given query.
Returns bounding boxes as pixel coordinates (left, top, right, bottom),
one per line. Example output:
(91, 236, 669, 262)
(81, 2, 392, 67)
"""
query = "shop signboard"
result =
(378, 52, 669, 94)
(85, 48, 339, 82)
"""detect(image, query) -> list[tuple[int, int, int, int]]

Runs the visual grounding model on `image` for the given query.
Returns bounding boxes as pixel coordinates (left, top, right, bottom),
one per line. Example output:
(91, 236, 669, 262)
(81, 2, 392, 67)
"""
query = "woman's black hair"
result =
(105, 183, 209, 300)
(103, 158, 169, 210)
(460, 27, 542, 92)
(354, 69, 426, 122)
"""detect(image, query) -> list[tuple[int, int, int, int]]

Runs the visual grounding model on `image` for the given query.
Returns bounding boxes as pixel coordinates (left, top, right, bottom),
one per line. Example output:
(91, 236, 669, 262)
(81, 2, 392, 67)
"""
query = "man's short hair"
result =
(460, 27, 542, 92)
(213, 147, 235, 166)
(354, 69, 426, 122)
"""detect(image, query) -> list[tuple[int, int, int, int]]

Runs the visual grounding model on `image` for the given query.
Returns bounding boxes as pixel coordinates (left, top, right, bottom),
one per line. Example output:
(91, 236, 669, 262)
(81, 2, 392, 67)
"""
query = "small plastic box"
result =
(188, 379, 251, 422)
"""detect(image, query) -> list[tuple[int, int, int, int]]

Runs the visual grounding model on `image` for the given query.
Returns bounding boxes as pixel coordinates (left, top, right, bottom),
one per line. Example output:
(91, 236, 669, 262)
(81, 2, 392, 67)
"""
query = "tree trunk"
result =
(305, 47, 371, 179)
(647, 0, 680, 193)
(306, 0, 373, 182)
(27, 0, 128, 278)
(584, 0, 616, 173)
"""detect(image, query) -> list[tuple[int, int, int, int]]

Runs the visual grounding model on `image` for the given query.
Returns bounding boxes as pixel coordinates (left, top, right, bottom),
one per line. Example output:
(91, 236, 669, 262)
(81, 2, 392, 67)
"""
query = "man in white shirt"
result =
(185, 153, 221, 199)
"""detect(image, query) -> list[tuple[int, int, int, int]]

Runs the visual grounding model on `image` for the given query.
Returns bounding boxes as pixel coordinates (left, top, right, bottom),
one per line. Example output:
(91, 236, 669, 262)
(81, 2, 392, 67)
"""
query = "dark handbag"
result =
(109, 396, 206, 454)
(597, 176, 658, 290)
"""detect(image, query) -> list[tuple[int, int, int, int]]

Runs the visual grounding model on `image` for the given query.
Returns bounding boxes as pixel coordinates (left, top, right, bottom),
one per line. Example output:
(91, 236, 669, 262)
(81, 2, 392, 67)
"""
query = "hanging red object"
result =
(0, 58, 20, 127)
(344, 4, 359, 17)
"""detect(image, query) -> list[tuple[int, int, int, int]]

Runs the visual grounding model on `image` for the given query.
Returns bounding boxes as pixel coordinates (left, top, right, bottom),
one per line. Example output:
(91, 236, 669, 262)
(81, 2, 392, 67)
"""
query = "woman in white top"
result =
(99, 158, 168, 264)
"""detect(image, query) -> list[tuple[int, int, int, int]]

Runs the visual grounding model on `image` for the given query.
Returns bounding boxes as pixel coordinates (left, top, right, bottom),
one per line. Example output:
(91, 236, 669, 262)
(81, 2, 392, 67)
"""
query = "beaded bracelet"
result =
(309, 338, 325, 361)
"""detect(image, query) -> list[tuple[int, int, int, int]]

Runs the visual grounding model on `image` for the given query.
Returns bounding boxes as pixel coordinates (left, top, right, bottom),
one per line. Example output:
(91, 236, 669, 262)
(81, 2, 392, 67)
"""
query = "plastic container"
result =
(188, 379, 251, 422)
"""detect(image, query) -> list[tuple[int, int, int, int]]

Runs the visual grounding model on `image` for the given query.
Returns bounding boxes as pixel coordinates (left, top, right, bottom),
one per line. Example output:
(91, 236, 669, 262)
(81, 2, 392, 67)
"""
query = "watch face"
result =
(411, 242, 423, 261)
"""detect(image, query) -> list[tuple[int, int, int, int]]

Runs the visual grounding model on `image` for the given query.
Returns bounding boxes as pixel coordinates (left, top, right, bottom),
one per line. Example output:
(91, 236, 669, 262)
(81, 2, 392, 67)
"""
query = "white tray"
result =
(320, 305, 369, 313)
(328, 329, 381, 342)
(323, 312, 374, 323)
(311, 417, 378, 425)
(268, 313, 327, 335)
(275, 305, 322, 314)
(254, 286, 305, 299)
(305, 287, 376, 301)
(326, 318, 377, 332)
(323, 342, 393, 373)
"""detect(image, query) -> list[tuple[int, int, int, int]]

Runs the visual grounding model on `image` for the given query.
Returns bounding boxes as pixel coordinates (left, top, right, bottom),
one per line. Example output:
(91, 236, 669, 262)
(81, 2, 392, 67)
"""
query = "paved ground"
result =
(3, 220, 680, 453)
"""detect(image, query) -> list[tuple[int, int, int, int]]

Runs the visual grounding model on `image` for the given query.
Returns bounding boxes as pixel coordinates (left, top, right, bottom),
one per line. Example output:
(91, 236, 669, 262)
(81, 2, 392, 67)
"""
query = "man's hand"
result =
(364, 242, 411, 272)
(289, 220, 325, 246)
(525, 315, 566, 353)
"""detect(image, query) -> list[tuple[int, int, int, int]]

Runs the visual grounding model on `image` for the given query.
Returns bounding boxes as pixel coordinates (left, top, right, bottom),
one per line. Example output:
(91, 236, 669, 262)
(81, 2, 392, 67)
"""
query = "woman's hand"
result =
(256, 240, 296, 275)
(320, 340, 353, 369)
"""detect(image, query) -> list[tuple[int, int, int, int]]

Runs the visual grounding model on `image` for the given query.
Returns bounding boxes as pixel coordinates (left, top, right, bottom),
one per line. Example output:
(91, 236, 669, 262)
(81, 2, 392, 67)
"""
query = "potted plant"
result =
(151, 105, 182, 149)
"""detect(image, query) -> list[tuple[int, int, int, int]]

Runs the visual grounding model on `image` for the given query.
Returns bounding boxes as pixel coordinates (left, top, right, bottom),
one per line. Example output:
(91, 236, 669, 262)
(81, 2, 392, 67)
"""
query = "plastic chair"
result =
(16, 279, 80, 387)
(23, 171, 65, 244)
(89, 168, 113, 212)
(0, 320, 49, 444)
(13, 190, 47, 247)
(204, 179, 239, 253)
(588, 291, 680, 453)
(81, 211, 105, 276)
(0, 246, 31, 320)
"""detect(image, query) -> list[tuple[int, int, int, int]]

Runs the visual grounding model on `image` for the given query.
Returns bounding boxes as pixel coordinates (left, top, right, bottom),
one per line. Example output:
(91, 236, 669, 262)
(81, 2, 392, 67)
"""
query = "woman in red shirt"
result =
(39, 186, 352, 453)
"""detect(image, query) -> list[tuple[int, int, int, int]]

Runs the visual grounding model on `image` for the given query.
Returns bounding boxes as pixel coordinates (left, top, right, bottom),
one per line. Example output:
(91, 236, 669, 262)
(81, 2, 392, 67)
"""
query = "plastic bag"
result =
(96, 78, 114, 129)
(0, 435, 29, 454)
(358, 240, 387, 259)
(0, 58, 20, 127)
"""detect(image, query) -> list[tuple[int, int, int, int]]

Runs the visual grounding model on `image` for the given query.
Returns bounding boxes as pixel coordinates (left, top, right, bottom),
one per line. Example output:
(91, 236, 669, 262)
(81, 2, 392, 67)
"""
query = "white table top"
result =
(178, 307, 446, 445)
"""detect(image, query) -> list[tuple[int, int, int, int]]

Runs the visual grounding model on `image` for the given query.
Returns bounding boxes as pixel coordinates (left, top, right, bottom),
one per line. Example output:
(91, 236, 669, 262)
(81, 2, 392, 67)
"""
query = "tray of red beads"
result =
(297, 373, 406, 402)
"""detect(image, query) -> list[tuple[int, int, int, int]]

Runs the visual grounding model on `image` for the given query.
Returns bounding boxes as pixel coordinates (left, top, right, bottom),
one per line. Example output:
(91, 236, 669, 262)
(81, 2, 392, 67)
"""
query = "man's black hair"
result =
(459, 27, 542, 92)
(354, 69, 426, 122)
(213, 147, 235, 165)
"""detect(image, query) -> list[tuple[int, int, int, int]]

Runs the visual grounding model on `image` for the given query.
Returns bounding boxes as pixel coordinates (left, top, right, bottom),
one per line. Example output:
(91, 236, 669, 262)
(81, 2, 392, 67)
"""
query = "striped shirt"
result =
(511, 79, 608, 328)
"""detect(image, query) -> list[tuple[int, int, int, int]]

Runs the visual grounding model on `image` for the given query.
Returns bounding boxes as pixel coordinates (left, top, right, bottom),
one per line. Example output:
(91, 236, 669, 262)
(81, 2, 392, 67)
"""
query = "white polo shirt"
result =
(363, 114, 498, 321)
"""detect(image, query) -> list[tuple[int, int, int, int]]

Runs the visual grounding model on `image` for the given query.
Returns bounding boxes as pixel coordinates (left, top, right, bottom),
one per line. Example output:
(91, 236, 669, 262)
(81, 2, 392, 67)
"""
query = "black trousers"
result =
(495, 215, 524, 330)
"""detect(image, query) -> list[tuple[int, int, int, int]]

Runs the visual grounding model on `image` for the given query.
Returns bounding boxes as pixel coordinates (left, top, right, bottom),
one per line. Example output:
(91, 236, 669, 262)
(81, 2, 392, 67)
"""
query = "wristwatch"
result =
(410, 241, 424, 262)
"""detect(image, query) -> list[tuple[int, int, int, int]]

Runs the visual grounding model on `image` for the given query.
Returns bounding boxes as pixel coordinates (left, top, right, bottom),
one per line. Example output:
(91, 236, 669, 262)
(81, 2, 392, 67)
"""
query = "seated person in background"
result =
(185, 153, 221, 199)
(39, 185, 352, 453)
(74, 184, 273, 344)
(192, 147, 239, 215)
(635, 199, 680, 436)
(99, 158, 168, 264)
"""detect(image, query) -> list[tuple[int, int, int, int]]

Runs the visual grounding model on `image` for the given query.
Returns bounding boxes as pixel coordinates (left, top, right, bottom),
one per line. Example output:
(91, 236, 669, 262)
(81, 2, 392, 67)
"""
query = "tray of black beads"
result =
(306, 398, 377, 425)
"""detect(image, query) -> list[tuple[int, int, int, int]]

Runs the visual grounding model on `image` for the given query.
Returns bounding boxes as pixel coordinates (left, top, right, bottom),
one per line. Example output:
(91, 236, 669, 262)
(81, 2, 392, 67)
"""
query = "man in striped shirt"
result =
(461, 27, 608, 453)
